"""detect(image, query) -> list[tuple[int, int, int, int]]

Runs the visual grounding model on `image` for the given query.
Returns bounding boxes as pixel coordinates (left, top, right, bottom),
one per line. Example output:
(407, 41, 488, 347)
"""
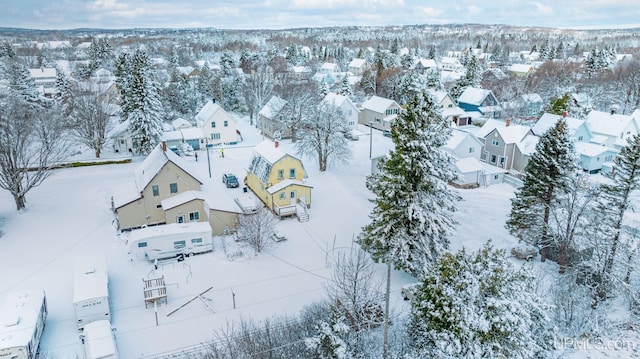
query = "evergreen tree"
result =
(305, 311, 352, 359)
(338, 75, 352, 97)
(115, 49, 164, 154)
(408, 243, 553, 358)
(358, 92, 460, 276)
(507, 118, 578, 262)
(593, 134, 640, 305)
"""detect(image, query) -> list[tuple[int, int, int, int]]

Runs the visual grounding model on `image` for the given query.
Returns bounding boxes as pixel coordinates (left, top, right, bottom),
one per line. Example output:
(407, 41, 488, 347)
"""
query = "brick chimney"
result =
(162, 141, 167, 152)
(562, 111, 567, 118)
(274, 140, 279, 148)
(505, 118, 511, 127)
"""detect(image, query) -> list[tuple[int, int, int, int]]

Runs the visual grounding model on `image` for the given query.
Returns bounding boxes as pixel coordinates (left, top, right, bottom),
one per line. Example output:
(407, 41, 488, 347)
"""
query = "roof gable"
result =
(134, 144, 202, 192)
(361, 95, 397, 113)
(258, 96, 288, 119)
(458, 87, 493, 106)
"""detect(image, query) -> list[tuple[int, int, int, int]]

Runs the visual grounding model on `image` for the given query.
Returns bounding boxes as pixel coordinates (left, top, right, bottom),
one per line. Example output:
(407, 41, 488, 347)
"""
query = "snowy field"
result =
(0, 116, 637, 358)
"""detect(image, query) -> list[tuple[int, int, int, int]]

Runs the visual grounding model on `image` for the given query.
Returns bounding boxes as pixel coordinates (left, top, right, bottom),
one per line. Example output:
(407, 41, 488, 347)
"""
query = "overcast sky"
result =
(1, 0, 639, 31)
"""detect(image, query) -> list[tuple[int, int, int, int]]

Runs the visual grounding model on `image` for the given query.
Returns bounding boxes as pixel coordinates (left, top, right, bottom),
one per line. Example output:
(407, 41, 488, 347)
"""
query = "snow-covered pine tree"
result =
(507, 118, 578, 262)
(358, 92, 460, 276)
(338, 75, 352, 97)
(407, 242, 553, 358)
(305, 311, 352, 359)
(593, 134, 640, 305)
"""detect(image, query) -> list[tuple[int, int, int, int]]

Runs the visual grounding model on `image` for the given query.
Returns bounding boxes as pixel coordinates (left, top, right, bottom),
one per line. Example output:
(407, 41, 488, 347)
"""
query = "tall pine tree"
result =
(507, 118, 578, 262)
(594, 134, 640, 305)
(358, 92, 460, 276)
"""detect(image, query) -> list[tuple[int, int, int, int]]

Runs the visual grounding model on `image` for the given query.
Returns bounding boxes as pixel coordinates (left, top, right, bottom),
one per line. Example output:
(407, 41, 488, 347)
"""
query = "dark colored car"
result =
(222, 173, 239, 188)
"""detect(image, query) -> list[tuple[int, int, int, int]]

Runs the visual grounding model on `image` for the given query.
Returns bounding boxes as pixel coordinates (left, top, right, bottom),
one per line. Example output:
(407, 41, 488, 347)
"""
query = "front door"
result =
(290, 190, 296, 205)
(177, 215, 185, 223)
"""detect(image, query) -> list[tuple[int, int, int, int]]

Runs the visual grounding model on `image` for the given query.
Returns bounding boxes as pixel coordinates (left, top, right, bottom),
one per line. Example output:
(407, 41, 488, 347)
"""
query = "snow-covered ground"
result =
(0, 116, 637, 358)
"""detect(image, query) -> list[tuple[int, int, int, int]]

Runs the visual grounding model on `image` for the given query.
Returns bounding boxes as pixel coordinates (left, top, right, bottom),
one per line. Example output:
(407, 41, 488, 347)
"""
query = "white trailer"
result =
(73, 255, 110, 330)
(0, 289, 47, 359)
(127, 222, 213, 261)
(80, 320, 119, 359)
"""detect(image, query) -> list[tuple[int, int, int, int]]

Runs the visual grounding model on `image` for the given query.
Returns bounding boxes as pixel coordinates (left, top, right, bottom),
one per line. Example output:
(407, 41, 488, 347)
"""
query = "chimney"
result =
(274, 140, 279, 148)
(610, 108, 616, 115)
(162, 141, 167, 152)
(562, 111, 567, 118)
(505, 118, 511, 127)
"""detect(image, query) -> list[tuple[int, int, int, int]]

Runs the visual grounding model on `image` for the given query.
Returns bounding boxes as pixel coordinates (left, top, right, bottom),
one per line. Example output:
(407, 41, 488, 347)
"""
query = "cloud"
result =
(466, 5, 481, 16)
(416, 6, 445, 17)
(88, 0, 129, 11)
(532, 2, 554, 15)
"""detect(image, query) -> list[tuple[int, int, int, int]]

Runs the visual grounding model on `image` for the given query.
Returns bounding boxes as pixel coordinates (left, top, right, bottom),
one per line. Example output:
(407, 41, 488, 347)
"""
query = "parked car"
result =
(383, 129, 391, 137)
(344, 129, 359, 141)
(222, 173, 239, 188)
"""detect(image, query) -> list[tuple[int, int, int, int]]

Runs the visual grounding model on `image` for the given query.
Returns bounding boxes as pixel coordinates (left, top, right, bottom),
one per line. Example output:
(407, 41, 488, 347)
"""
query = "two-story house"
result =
(114, 142, 203, 231)
(245, 140, 312, 220)
(258, 96, 289, 140)
(347, 58, 369, 75)
(478, 119, 534, 170)
(586, 110, 639, 150)
(533, 113, 592, 143)
(28, 67, 57, 98)
(195, 100, 239, 147)
(439, 57, 465, 73)
(431, 90, 472, 126)
(457, 87, 502, 119)
(323, 93, 360, 131)
(358, 95, 402, 131)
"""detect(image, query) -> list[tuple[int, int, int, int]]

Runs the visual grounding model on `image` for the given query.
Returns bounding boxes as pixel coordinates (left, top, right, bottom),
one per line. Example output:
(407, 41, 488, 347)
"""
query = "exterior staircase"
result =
(296, 198, 310, 222)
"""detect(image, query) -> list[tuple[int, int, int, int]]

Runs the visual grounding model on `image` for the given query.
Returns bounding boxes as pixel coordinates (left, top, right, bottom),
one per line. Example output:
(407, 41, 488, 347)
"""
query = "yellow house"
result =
(245, 140, 312, 220)
(115, 142, 203, 231)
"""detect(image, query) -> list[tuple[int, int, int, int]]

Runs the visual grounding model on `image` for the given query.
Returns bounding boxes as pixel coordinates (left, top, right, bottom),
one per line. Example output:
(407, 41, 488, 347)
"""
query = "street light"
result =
(369, 121, 373, 159)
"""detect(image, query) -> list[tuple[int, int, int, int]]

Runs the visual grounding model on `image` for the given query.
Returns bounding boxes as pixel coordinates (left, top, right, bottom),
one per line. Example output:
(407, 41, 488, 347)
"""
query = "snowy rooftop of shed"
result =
(83, 320, 115, 359)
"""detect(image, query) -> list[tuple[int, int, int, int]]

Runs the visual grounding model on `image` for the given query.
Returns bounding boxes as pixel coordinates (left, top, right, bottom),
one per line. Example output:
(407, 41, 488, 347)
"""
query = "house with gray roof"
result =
(358, 95, 402, 131)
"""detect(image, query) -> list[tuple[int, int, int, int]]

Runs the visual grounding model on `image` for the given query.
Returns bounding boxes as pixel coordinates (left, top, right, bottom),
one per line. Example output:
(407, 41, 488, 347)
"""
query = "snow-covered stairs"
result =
(296, 204, 310, 222)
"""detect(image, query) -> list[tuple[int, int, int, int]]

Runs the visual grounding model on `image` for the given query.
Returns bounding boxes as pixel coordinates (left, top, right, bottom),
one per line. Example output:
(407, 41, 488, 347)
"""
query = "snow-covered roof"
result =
(258, 96, 288, 120)
(172, 118, 192, 130)
(28, 67, 56, 79)
(126, 222, 212, 243)
(440, 57, 461, 64)
(0, 289, 46, 349)
(520, 93, 543, 103)
(575, 142, 617, 157)
(586, 110, 637, 137)
(266, 179, 313, 194)
(458, 87, 492, 106)
(445, 128, 477, 150)
(495, 125, 532, 144)
(348, 58, 367, 68)
(195, 100, 223, 123)
(516, 134, 539, 155)
(180, 127, 204, 140)
(476, 119, 508, 138)
(82, 320, 116, 358)
(134, 143, 202, 194)
(323, 92, 355, 109)
(161, 130, 183, 142)
(254, 140, 287, 164)
(533, 113, 586, 136)
(429, 90, 449, 104)
(361, 95, 397, 114)
(508, 63, 533, 73)
(415, 58, 437, 68)
(73, 254, 108, 303)
(160, 190, 205, 210)
(455, 156, 484, 173)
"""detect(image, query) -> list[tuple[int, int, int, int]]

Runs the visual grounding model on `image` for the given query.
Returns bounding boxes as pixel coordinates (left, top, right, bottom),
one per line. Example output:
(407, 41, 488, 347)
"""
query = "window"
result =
(289, 168, 296, 178)
(173, 240, 186, 249)
(191, 238, 203, 244)
(211, 122, 216, 128)
(468, 147, 475, 153)
(290, 191, 296, 199)
(177, 216, 184, 223)
(448, 104, 453, 108)
(224, 120, 228, 127)
(152, 185, 159, 196)
(137, 242, 148, 248)
(279, 192, 286, 200)
(278, 169, 284, 179)
(578, 136, 583, 141)
(490, 154, 497, 163)
(491, 140, 499, 147)
(493, 174, 499, 180)
(211, 133, 221, 140)
(156, 204, 162, 209)
(189, 211, 200, 221)
(499, 157, 505, 166)
(170, 183, 178, 193)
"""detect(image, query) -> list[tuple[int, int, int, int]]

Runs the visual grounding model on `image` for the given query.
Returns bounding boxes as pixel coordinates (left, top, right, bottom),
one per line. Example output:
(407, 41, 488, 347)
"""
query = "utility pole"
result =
(206, 139, 211, 178)
(382, 261, 391, 359)
(369, 122, 373, 158)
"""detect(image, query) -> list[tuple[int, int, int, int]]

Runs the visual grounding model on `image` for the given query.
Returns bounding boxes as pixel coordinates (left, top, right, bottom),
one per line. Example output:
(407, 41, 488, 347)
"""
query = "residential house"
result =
(323, 93, 360, 131)
(175, 66, 199, 79)
(574, 142, 618, 174)
(347, 58, 369, 75)
(457, 87, 502, 119)
(318, 62, 341, 75)
(508, 63, 534, 76)
(507, 93, 543, 120)
(585, 110, 639, 149)
(533, 113, 592, 143)
(439, 57, 465, 73)
(245, 140, 312, 220)
(28, 67, 57, 97)
(110, 119, 133, 154)
(431, 90, 472, 126)
(195, 100, 239, 146)
(358, 95, 402, 131)
(114, 142, 204, 231)
(443, 128, 484, 160)
(478, 119, 534, 170)
(452, 157, 507, 188)
(258, 96, 289, 140)
(511, 134, 539, 173)
(413, 58, 438, 73)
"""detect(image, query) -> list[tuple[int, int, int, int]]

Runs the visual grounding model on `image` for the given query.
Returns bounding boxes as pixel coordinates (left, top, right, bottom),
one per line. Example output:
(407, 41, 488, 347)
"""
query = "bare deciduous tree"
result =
(236, 208, 276, 254)
(66, 84, 116, 158)
(0, 95, 70, 210)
